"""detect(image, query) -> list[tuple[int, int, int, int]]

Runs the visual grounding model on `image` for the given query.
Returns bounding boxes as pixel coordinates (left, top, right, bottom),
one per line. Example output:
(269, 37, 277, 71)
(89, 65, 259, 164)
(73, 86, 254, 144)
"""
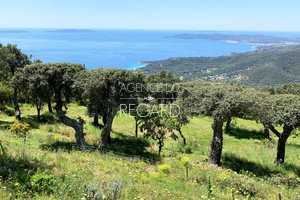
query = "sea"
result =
(0, 28, 299, 70)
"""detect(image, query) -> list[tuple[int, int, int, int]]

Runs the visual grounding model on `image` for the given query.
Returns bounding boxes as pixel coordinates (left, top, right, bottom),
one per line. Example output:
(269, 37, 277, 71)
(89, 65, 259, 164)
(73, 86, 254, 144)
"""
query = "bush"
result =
(83, 183, 103, 200)
(82, 179, 123, 200)
(101, 179, 123, 200)
(269, 174, 299, 188)
(0, 83, 13, 104)
(183, 146, 193, 154)
(40, 112, 57, 123)
(231, 176, 258, 196)
(9, 122, 30, 142)
(13, 171, 55, 197)
(176, 144, 193, 154)
(215, 172, 259, 197)
(158, 164, 171, 175)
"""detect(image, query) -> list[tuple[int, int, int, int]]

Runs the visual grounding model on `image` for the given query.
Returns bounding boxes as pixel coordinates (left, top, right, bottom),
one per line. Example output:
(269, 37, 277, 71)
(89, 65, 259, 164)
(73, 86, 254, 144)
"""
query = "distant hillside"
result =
(48, 29, 95, 33)
(139, 45, 300, 87)
(167, 33, 300, 45)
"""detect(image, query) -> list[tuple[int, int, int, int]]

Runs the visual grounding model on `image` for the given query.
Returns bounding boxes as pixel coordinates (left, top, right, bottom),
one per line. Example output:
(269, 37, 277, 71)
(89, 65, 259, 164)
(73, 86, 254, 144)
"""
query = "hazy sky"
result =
(0, 0, 299, 31)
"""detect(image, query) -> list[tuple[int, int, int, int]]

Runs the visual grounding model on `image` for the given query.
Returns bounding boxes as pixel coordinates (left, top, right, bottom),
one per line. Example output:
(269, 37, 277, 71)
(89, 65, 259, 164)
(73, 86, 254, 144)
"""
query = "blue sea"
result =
(0, 29, 299, 70)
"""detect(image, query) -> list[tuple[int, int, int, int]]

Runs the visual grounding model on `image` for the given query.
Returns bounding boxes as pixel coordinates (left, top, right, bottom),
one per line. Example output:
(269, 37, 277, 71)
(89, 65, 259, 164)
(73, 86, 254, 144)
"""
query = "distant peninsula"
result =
(166, 33, 300, 45)
(0, 30, 27, 33)
(48, 29, 95, 33)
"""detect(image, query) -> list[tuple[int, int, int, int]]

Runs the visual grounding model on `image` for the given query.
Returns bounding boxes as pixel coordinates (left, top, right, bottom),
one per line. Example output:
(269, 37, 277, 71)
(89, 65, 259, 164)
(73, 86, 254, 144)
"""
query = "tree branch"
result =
(269, 125, 281, 138)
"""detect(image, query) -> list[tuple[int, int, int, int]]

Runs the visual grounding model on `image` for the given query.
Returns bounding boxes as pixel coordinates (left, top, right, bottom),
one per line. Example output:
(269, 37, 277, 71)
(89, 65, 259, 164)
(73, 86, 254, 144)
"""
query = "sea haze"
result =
(0, 29, 272, 70)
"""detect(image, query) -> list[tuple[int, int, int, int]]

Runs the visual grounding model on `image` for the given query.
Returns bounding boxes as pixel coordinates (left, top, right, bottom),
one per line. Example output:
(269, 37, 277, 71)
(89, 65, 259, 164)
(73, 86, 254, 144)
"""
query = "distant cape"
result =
(0, 30, 27, 33)
(48, 29, 95, 33)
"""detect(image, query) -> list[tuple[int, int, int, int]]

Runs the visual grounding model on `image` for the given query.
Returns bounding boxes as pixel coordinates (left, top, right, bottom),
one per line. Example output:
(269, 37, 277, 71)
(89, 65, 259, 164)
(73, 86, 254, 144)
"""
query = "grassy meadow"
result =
(0, 103, 299, 199)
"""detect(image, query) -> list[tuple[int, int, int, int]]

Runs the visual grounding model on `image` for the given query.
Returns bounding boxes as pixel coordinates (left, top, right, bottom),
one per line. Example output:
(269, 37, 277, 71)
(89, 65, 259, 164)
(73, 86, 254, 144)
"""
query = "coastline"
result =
(224, 40, 300, 51)
(126, 62, 148, 70)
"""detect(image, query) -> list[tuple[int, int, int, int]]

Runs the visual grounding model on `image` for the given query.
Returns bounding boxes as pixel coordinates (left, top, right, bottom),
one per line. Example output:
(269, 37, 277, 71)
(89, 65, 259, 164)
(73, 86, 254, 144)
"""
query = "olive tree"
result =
(253, 94, 300, 164)
(179, 81, 255, 165)
(12, 64, 50, 121)
(79, 68, 145, 150)
(0, 44, 32, 120)
(0, 83, 13, 104)
(146, 71, 180, 104)
(13, 63, 90, 148)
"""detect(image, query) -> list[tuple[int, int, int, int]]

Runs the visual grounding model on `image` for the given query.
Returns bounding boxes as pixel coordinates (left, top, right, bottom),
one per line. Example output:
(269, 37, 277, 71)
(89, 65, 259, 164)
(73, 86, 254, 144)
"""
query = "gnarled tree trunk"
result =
(270, 125, 293, 164)
(225, 116, 232, 133)
(93, 112, 99, 126)
(13, 89, 21, 120)
(47, 96, 53, 113)
(208, 116, 226, 165)
(135, 119, 138, 137)
(98, 109, 116, 150)
(274, 136, 288, 164)
(98, 98, 117, 150)
(134, 117, 141, 138)
(54, 89, 91, 149)
(102, 112, 107, 125)
(56, 109, 90, 148)
(178, 129, 186, 145)
(36, 101, 41, 122)
(263, 124, 270, 140)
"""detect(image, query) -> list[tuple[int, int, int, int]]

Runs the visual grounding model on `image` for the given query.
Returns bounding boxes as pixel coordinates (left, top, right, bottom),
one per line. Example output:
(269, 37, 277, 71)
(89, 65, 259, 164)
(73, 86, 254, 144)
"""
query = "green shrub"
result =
(175, 144, 193, 154)
(24, 118, 40, 129)
(0, 83, 13, 104)
(216, 172, 259, 197)
(9, 122, 30, 142)
(41, 112, 57, 123)
(180, 157, 191, 179)
(83, 183, 103, 200)
(82, 180, 123, 200)
(158, 164, 171, 175)
(232, 176, 258, 196)
(101, 179, 123, 200)
(269, 174, 299, 188)
(13, 171, 55, 197)
(183, 146, 193, 154)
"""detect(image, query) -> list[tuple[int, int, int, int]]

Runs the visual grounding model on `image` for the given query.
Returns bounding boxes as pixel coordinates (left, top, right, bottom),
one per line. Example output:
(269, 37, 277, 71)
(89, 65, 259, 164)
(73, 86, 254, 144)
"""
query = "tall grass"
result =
(0, 103, 299, 199)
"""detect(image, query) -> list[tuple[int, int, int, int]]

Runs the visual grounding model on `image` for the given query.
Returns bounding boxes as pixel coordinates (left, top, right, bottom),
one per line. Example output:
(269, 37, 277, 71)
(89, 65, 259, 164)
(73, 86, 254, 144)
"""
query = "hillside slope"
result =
(0, 104, 299, 199)
(139, 46, 300, 87)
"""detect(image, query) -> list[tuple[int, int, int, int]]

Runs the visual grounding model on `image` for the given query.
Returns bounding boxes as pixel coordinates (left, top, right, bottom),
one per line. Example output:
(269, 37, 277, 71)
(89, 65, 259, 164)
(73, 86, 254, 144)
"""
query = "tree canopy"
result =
(179, 81, 256, 165)
(78, 68, 146, 150)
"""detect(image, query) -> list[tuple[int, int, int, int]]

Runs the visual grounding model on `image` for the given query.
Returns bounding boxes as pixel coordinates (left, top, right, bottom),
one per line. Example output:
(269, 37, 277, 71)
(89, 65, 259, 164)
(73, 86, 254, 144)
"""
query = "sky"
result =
(0, 0, 299, 31)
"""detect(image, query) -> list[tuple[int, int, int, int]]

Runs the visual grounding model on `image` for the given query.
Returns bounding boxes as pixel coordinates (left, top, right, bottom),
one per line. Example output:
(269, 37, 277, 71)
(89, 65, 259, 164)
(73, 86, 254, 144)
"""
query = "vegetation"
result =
(139, 45, 300, 87)
(0, 104, 299, 199)
(0, 44, 32, 120)
(0, 44, 299, 199)
(78, 68, 145, 150)
(253, 94, 300, 164)
(9, 122, 30, 143)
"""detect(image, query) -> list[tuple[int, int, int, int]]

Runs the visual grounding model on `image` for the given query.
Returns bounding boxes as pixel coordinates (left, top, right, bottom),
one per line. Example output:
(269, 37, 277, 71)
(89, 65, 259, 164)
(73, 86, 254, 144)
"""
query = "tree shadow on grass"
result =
(280, 163, 300, 177)
(21, 113, 60, 129)
(221, 152, 300, 178)
(0, 155, 53, 183)
(40, 132, 160, 163)
(225, 127, 264, 140)
(40, 141, 97, 153)
(0, 120, 11, 129)
(107, 131, 160, 163)
(286, 143, 300, 149)
(21, 116, 40, 129)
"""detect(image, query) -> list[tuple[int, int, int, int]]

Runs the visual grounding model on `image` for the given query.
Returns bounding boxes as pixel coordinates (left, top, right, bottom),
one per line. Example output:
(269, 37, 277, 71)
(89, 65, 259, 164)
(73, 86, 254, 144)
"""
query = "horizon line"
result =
(1, 27, 300, 33)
